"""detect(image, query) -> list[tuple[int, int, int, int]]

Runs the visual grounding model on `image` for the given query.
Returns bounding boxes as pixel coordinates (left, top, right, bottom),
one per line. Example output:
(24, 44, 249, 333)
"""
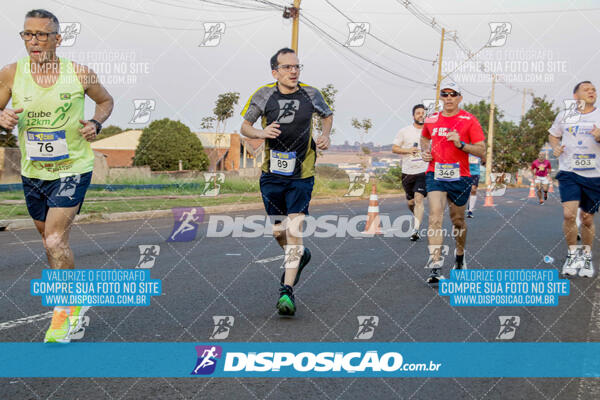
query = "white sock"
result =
(576, 212, 581, 228)
(468, 195, 477, 212)
(413, 216, 421, 231)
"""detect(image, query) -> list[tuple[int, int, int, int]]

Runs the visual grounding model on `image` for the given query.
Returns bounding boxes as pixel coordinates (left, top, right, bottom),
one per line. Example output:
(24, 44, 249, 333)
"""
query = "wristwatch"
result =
(90, 119, 103, 134)
(458, 141, 466, 150)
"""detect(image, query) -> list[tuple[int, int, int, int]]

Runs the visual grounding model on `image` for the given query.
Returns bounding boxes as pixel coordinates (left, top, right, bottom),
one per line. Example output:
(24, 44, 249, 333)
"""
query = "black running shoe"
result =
(426, 268, 445, 285)
(466, 211, 473, 218)
(277, 285, 296, 316)
(280, 248, 311, 286)
(410, 230, 420, 241)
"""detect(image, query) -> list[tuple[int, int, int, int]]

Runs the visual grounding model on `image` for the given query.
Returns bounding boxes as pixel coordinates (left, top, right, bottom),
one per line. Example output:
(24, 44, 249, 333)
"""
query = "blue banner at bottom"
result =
(1, 342, 599, 378)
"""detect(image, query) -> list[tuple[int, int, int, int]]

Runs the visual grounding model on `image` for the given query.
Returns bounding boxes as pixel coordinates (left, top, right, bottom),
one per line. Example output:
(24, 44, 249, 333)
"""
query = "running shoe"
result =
(426, 268, 445, 285)
(410, 230, 421, 241)
(44, 308, 71, 343)
(561, 252, 579, 277)
(277, 285, 296, 316)
(466, 211, 473, 218)
(577, 233, 581, 241)
(579, 255, 595, 278)
(539, 200, 544, 205)
(453, 250, 467, 270)
(544, 192, 548, 200)
(280, 248, 311, 286)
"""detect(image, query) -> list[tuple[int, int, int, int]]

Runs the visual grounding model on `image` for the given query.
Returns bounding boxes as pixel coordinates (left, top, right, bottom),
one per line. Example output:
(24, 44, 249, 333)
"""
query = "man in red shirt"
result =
(421, 81, 486, 284)
(531, 151, 552, 204)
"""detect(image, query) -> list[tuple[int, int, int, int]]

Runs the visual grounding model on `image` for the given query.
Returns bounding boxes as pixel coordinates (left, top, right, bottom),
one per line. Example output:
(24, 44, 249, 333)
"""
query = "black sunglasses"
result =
(440, 91, 460, 97)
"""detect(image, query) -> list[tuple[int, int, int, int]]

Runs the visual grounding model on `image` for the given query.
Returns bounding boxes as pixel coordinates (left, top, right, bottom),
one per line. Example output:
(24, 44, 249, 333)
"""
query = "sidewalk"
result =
(0, 193, 403, 231)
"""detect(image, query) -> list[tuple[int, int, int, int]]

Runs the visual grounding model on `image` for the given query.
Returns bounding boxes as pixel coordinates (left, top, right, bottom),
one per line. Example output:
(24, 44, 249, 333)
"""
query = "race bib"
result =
(572, 154, 596, 171)
(270, 150, 296, 176)
(25, 130, 69, 161)
(434, 162, 460, 181)
(468, 154, 479, 164)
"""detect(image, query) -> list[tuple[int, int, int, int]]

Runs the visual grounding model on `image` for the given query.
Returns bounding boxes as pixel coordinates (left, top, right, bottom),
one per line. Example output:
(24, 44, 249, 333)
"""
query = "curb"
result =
(0, 194, 403, 231)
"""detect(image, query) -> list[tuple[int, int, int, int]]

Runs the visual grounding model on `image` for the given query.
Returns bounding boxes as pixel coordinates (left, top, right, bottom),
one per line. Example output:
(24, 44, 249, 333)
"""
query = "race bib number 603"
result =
(25, 130, 69, 161)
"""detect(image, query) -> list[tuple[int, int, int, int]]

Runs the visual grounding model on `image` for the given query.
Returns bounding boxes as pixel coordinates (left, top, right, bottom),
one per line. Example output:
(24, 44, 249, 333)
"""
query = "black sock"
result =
(456, 254, 464, 264)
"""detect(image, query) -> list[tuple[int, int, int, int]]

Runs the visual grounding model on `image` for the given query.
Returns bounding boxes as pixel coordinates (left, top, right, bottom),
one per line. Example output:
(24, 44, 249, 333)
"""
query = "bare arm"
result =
(392, 145, 419, 155)
(549, 134, 564, 157)
(420, 136, 432, 162)
(75, 64, 113, 124)
(0, 63, 21, 131)
(461, 141, 486, 158)
(240, 119, 280, 139)
(316, 115, 333, 150)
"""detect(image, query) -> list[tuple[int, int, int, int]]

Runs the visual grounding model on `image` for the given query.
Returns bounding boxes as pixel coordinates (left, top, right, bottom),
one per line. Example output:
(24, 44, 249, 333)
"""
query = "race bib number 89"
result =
(572, 154, 596, 171)
(25, 130, 69, 161)
(270, 150, 296, 176)
(434, 162, 460, 181)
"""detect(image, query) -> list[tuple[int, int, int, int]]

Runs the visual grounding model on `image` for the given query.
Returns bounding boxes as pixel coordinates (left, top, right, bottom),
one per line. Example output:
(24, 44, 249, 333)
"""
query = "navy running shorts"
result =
(259, 172, 314, 217)
(556, 170, 600, 214)
(22, 171, 92, 222)
(425, 172, 472, 207)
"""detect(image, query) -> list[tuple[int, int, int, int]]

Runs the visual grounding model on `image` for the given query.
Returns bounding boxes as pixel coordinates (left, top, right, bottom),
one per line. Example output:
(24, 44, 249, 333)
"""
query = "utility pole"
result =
(485, 74, 496, 187)
(287, 0, 302, 53)
(521, 88, 533, 118)
(434, 28, 445, 111)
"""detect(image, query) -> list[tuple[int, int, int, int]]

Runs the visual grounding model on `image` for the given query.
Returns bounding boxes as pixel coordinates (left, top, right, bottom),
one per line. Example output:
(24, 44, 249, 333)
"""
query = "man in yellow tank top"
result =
(0, 9, 113, 343)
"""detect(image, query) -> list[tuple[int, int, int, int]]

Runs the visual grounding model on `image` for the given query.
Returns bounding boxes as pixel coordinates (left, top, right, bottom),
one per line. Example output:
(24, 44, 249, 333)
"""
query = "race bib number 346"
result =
(25, 130, 69, 161)
(434, 162, 460, 181)
(270, 150, 296, 176)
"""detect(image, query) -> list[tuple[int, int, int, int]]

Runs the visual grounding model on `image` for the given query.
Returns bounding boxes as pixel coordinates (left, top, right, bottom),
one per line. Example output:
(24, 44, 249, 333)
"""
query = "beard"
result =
(414, 118, 424, 126)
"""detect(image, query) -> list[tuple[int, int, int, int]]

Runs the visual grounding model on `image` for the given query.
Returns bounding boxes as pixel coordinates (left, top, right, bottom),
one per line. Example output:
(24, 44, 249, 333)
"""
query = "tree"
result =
(0, 132, 17, 147)
(213, 92, 240, 133)
(200, 116, 215, 130)
(93, 125, 124, 142)
(351, 118, 373, 143)
(313, 83, 337, 136)
(133, 118, 209, 171)
(516, 96, 558, 166)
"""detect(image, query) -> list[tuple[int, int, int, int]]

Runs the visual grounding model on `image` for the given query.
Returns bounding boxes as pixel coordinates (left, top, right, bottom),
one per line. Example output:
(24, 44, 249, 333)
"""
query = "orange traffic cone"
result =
(528, 180, 536, 198)
(548, 180, 554, 193)
(483, 190, 494, 207)
(362, 182, 382, 235)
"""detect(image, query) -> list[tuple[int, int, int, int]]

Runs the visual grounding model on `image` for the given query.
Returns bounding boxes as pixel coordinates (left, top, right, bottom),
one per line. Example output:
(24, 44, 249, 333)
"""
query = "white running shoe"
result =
(578, 255, 595, 278)
(562, 253, 579, 276)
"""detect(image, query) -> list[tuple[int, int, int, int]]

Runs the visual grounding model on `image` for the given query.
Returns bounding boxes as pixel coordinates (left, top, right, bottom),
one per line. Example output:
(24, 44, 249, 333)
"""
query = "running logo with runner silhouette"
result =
(191, 345, 222, 375)
(136, 245, 160, 269)
(276, 100, 299, 124)
(168, 207, 204, 242)
(209, 316, 234, 339)
(354, 316, 379, 340)
(496, 316, 520, 340)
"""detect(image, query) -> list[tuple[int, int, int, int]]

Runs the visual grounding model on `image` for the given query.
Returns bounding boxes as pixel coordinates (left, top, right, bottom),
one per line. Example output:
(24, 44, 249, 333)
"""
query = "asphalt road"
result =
(1, 188, 599, 399)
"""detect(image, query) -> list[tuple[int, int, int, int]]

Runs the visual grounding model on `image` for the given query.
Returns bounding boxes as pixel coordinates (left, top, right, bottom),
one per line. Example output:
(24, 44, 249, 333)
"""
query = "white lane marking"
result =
(254, 255, 284, 264)
(0, 311, 53, 331)
(4, 231, 119, 245)
(226, 253, 241, 256)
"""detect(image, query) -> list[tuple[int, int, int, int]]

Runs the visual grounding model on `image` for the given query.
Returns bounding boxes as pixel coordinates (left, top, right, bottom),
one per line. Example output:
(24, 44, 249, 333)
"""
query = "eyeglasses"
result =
(440, 91, 460, 97)
(277, 64, 303, 72)
(19, 31, 57, 42)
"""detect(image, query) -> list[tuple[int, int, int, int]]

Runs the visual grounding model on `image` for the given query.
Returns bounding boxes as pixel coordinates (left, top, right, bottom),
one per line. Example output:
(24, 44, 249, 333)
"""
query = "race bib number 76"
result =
(25, 130, 69, 161)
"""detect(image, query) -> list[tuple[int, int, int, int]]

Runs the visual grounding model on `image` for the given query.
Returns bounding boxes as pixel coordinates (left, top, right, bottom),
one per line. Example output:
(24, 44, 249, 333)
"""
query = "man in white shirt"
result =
(548, 80, 600, 278)
(392, 104, 428, 241)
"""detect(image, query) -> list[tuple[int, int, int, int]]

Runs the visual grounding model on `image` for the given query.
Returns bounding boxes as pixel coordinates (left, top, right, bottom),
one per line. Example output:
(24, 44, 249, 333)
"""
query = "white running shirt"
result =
(393, 124, 428, 175)
(548, 107, 600, 178)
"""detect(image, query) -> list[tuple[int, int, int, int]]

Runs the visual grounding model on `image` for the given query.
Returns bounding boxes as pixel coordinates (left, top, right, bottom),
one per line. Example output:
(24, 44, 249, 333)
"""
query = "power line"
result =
(304, 6, 600, 16)
(393, 0, 524, 95)
(50, 0, 273, 30)
(322, 0, 435, 63)
(301, 14, 433, 87)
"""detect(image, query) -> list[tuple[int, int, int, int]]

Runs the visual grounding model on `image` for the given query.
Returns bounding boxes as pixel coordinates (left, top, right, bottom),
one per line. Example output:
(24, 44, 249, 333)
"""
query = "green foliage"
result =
(200, 116, 216, 130)
(213, 92, 240, 132)
(462, 96, 558, 173)
(314, 84, 337, 135)
(0, 132, 17, 147)
(133, 118, 209, 171)
(315, 164, 348, 179)
(380, 166, 403, 190)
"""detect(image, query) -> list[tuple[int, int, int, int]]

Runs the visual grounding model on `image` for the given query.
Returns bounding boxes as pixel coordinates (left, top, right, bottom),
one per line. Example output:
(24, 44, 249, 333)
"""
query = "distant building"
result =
(92, 130, 262, 171)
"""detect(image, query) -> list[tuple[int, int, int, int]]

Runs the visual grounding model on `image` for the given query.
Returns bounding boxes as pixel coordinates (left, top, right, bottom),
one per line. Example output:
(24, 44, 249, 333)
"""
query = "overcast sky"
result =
(2, 0, 599, 144)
